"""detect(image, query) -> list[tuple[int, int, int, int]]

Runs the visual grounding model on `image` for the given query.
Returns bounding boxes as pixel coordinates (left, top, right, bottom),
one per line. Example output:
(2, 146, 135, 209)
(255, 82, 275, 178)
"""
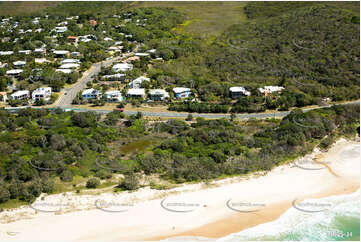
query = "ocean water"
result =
(165, 190, 360, 241)
(218, 190, 360, 241)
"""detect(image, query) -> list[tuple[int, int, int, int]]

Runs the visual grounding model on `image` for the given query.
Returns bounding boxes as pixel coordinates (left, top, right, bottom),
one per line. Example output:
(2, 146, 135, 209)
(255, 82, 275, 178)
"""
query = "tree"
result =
(86, 178, 100, 188)
(119, 173, 139, 191)
(186, 113, 193, 121)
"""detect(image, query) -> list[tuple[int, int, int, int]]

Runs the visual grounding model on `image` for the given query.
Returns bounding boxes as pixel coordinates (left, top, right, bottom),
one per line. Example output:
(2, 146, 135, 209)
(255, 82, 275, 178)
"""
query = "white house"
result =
(229, 86, 251, 99)
(10, 90, 29, 100)
(149, 89, 169, 101)
(54, 26, 68, 33)
(127, 88, 145, 98)
(32, 87, 52, 101)
(173, 87, 192, 99)
(105, 90, 124, 102)
(34, 48, 46, 54)
(13, 61, 26, 67)
(112, 63, 133, 72)
(129, 76, 150, 88)
(82, 88, 102, 99)
(102, 73, 126, 81)
(258, 86, 284, 96)
(56, 69, 73, 74)
(53, 50, 69, 57)
(59, 63, 80, 69)
(35, 58, 49, 64)
(6, 69, 23, 76)
(0, 51, 14, 56)
(135, 52, 149, 57)
(60, 59, 80, 64)
(18, 50, 31, 55)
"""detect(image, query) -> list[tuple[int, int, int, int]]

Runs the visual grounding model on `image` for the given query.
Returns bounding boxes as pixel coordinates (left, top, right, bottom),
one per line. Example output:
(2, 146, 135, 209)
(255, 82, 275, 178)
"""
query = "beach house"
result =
(258, 86, 284, 96)
(105, 90, 124, 102)
(32, 87, 52, 101)
(82, 88, 102, 100)
(149, 89, 169, 101)
(10, 90, 29, 100)
(173, 87, 192, 99)
(229, 87, 251, 99)
(127, 88, 145, 99)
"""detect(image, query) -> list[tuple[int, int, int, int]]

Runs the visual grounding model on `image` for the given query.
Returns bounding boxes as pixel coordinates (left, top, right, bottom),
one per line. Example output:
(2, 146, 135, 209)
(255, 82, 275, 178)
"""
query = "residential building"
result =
(35, 58, 49, 64)
(129, 76, 150, 88)
(135, 52, 150, 57)
(112, 63, 133, 72)
(54, 26, 68, 33)
(18, 50, 31, 55)
(105, 90, 123, 102)
(149, 89, 169, 101)
(82, 88, 102, 99)
(67, 36, 78, 43)
(0, 92, 7, 102)
(0, 51, 14, 56)
(173, 87, 192, 99)
(32, 87, 52, 101)
(258, 86, 284, 96)
(102, 73, 126, 81)
(10, 90, 29, 100)
(56, 69, 73, 74)
(127, 88, 145, 98)
(59, 63, 80, 69)
(34, 48, 46, 55)
(6, 69, 23, 76)
(229, 86, 251, 99)
(53, 50, 69, 58)
(13, 61, 26, 67)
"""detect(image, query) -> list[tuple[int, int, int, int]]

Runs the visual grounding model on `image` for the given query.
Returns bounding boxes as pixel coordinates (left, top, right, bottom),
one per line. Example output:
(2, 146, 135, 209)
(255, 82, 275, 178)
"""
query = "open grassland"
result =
(126, 1, 247, 37)
(0, 1, 59, 16)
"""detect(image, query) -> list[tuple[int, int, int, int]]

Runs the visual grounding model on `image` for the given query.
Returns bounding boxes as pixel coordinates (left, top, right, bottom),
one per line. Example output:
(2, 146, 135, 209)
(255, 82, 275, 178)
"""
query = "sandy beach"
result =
(1, 138, 359, 241)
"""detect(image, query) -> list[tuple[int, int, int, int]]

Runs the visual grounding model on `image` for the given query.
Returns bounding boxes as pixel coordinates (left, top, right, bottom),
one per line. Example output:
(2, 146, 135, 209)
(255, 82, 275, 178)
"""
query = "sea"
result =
(165, 190, 360, 241)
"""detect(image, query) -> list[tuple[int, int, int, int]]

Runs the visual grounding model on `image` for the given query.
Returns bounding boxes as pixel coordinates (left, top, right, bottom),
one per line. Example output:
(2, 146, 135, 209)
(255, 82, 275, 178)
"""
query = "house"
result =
(258, 86, 284, 96)
(70, 52, 81, 57)
(6, 69, 23, 76)
(229, 87, 251, 99)
(129, 76, 150, 88)
(54, 26, 68, 33)
(10, 90, 29, 100)
(0, 51, 14, 56)
(125, 56, 140, 62)
(112, 63, 133, 72)
(18, 50, 31, 55)
(127, 88, 145, 98)
(102, 73, 126, 81)
(34, 48, 46, 54)
(149, 89, 169, 101)
(53, 50, 69, 58)
(135, 52, 150, 57)
(173, 87, 192, 99)
(104, 37, 113, 41)
(32, 87, 52, 101)
(56, 69, 73, 74)
(13, 61, 26, 67)
(35, 58, 49, 64)
(82, 88, 102, 99)
(60, 59, 80, 64)
(59, 63, 80, 69)
(105, 90, 123, 102)
(67, 36, 78, 43)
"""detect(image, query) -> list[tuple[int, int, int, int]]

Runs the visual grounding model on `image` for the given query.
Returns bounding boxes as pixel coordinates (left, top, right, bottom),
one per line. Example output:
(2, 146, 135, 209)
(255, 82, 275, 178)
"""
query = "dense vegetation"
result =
(0, 103, 358, 204)
(146, 2, 359, 112)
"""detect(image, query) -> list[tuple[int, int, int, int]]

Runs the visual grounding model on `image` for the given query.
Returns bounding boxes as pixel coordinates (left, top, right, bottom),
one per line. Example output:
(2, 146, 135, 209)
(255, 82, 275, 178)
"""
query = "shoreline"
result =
(1, 138, 359, 241)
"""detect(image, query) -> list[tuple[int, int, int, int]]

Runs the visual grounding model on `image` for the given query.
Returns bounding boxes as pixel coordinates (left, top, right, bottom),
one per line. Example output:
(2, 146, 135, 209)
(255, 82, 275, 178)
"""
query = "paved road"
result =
(56, 100, 361, 119)
(5, 100, 359, 119)
(55, 57, 121, 108)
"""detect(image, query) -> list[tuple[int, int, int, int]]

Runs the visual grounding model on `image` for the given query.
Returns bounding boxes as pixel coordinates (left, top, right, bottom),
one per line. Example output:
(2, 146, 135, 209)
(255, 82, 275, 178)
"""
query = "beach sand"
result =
(1, 138, 359, 241)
